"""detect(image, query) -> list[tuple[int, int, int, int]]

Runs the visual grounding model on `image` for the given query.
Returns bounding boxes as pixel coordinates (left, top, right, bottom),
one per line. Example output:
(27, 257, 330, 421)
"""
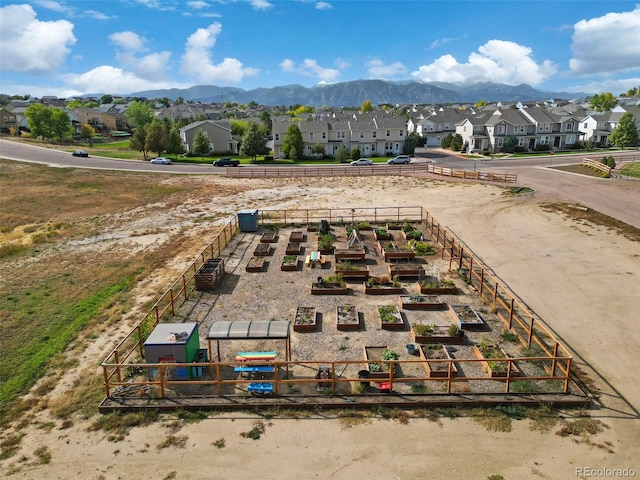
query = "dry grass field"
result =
(1, 158, 639, 479)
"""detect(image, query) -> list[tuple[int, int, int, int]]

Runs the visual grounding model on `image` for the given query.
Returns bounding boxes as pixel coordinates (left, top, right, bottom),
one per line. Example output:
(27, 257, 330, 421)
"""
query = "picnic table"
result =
(235, 351, 277, 362)
(305, 251, 326, 268)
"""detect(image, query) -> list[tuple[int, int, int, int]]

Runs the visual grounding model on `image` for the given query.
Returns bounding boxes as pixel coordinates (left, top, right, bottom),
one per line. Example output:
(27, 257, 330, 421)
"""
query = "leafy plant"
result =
(447, 323, 460, 336)
(318, 233, 335, 250)
(408, 239, 435, 255)
(322, 274, 345, 287)
(413, 322, 437, 334)
(501, 329, 519, 343)
(336, 261, 357, 271)
(408, 294, 426, 302)
(282, 255, 297, 265)
(381, 349, 399, 361)
(375, 228, 390, 237)
(356, 221, 370, 229)
(402, 222, 415, 233)
(420, 278, 455, 288)
(378, 305, 400, 323)
(368, 363, 382, 373)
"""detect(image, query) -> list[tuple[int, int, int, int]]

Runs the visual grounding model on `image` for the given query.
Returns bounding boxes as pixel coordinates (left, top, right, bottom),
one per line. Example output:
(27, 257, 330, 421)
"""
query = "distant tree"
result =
(99, 94, 113, 104)
(165, 127, 185, 158)
(25, 104, 71, 141)
(193, 130, 211, 158)
(158, 97, 171, 108)
(125, 100, 154, 128)
(475, 100, 488, 108)
(79, 124, 96, 143)
(240, 121, 269, 161)
(335, 145, 349, 163)
(402, 133, 420, 155)
(282, 124, 303, 160)
(609, 113, 639, 148)
(450, 133, 463, 151)
(589, 92, 618, 112)
(622, 86, 639, 97)
(25, 104, 54, 139)
(230, 119, 248, 138)
(67, 99, 84, 109)
(361, 99, 373, 112)
(260, 111, 272, 133)
(292, 105, 314, 117)
(311, 143, 325, 157)
(441, 133, 452, 149)
(145, 121, 169, 157)
(350, 147, 361, 161)
(503, 136, 518, 153)
(176, 96, 184, 104)
(84, 101, 99, 108)
(129, 124, 149, 160)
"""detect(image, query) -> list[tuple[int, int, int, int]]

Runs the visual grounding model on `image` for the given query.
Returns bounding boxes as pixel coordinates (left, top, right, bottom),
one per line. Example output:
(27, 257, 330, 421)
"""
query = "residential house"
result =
(0, 108, 18, 133)
(179, 120, 238, 154)
(581, 105, 640, 146)
(519, 107, 583, 150)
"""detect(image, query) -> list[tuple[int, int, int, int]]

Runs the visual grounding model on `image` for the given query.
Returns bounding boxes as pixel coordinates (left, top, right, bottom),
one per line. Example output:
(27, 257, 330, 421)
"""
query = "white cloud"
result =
(569, 6, 640, 76)
(280, 58, 340, 82)
(61, 65, 187, 94)
(367, 59, 408, 79)
(430, 35, 465, 49)
(109, 31, 147, 52)
(108, 31, 171, 80)
(0, 4, 76, 73)
(316, 2, 332, 10)
(34, 0, 72, 14)
(85, 10, 110, 20)
(412, 40, 557, 86)
(187, 1, 210, 8)
(181, 23, 258, 83)
(562, 76, 640, 95)
(247, 0, 273, 10)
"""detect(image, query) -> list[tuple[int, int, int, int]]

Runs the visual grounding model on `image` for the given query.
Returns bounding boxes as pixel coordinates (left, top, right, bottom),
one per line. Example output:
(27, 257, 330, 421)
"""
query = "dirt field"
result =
(1, 164, 639, 480)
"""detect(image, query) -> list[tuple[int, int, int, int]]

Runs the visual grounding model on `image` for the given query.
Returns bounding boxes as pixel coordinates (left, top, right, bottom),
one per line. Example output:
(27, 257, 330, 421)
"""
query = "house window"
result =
(567, 135, 575, 144)
(518, 137, 525, 147)
(497, 138, 504, 147)
(385, 141, 393, 150)
(540, 135, 549, 145)
(566, 123, 573, 131)
(583, 122, 588, 129)
(322, 132, 326, 139)
(360, 131, 364, 139)
(275, 134, 279, 141)
(309, 132, 314, 140)
(372, 131, 376, 138)
(386, 130, 390, 137)
(498, 125, 505, 134)
(399, 130, 404, 136)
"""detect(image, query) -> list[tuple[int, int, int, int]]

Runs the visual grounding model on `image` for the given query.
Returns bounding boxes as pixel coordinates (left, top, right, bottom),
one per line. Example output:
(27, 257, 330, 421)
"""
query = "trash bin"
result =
(358, 369, 371, 387)
(237, 209, 258, 232)
(406, 344, 418, 355)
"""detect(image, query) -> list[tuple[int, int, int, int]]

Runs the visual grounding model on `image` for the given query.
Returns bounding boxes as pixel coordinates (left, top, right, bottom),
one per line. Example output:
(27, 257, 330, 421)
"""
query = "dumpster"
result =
(237, 209, 259, 232)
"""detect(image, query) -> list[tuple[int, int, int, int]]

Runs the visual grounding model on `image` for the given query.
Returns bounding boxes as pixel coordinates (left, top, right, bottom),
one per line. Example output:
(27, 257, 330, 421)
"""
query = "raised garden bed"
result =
(410, 322, 463, 344)
(260, 232, 278, 243)
(398, 294, 446, 310)
(286, 242, 302, 255)
(386, 222, 402, 230)
(400, 223, 423, 241)
(293, 306, 317, 332)
(419, 344, 458, 378)
(336, 304, 359, 330)
(194, 258, 225, 292)
(253, 243, 272, 256)
(388, 263, 424, 278)
(280, 255, 299, 271)
(311, 275, 348, 295)
(377, 304, 404, 330)
(334, 249, 366, 262)
(373, 228, 393, 241)
(335, 261, 370, 279)
(418, 278, 458, 295)
(449, 304, 484, 328)
(473, 344, 520, 378)
(289, 231, 305, 243)
(381, 242, 415, 261)
(363, 346, 397, 379)
(363, 276, 403, 295)
(245, 256, 266, 272)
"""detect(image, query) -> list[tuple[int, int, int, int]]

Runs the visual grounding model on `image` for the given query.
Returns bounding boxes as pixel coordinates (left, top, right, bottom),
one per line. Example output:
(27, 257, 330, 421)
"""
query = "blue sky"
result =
(1, 0, 639, 98)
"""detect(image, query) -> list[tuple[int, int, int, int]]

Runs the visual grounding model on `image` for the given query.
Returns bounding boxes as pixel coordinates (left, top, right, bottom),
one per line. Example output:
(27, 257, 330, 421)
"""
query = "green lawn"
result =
(619, 162, 640, 178)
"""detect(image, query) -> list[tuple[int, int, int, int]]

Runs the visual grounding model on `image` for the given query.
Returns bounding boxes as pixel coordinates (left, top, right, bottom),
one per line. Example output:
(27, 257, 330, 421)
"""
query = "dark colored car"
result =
(212, 158, 240, 167)
(72, 150, 89, 157)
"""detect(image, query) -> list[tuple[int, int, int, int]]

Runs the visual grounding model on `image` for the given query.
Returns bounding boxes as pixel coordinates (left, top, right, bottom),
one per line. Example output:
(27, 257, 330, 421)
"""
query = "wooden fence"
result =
(422, 211, 573, 390)
(582, 157, 611, 177)
(101, 218, 239, 386)
(101, 206, 574, 399)
(224, 164, 518, 183)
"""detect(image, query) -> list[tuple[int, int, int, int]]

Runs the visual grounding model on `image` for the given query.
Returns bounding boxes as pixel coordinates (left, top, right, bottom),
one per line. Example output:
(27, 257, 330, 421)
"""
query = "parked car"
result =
(387, 155, 411, 164)
(150, 157, 172, 165)
(350, 158, 373, 166)
(72, 150, 89, 157)
(212, 157, 240, 167)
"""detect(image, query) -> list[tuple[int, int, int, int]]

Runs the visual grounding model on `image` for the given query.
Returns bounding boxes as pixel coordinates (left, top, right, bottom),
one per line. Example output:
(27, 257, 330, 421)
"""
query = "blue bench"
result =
(247, 382, 274, 394)
(234, 366, 275, 373)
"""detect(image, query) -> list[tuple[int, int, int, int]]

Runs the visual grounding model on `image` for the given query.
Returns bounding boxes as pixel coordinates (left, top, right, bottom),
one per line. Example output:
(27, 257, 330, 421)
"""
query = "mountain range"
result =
(131, 80, 588, 107)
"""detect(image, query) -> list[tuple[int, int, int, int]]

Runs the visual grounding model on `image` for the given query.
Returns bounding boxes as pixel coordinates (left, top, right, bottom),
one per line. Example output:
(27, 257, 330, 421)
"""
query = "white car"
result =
(150, 157, 172, 165)
(350, 158, 373, 166)
(387, 155, 411, 164)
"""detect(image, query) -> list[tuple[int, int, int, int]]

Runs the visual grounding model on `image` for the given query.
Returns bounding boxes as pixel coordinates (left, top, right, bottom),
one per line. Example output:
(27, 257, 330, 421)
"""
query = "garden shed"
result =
(206, 320, 291, 362)
(144, 322, 201, 369)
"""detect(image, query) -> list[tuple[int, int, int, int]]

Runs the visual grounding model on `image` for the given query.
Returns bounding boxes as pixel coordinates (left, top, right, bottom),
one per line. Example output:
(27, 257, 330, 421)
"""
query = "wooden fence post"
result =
(508, 298, 514, 328)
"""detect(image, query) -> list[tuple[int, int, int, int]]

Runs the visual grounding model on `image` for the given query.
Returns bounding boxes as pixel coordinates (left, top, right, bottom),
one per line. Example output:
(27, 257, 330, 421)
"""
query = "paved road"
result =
(417, 148, 640, 229)
(2, 139, 639, 228)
